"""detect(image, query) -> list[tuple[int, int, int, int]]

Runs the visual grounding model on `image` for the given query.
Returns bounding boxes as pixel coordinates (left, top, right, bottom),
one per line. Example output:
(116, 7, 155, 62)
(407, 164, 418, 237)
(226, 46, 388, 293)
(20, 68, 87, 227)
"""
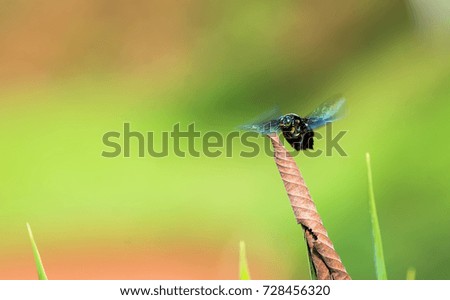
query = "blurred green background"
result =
(0, 0, 449, 279)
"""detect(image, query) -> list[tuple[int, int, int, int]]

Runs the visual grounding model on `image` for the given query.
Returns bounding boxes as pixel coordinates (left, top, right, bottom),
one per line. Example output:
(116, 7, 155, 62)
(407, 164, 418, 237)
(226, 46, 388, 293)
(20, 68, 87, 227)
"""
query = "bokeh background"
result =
(0, 0, 449, 279)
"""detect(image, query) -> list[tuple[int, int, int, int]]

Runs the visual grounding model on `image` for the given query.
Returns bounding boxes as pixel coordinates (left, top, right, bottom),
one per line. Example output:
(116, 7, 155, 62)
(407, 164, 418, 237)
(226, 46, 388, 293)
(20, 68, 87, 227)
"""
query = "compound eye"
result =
(280, 116, 292, 127)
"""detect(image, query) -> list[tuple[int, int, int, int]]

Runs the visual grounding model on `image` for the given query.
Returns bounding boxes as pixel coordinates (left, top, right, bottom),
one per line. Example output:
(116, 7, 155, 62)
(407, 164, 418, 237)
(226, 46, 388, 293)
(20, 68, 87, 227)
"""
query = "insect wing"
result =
(306, 97, 346, 129)
(238, 107, 281, 134)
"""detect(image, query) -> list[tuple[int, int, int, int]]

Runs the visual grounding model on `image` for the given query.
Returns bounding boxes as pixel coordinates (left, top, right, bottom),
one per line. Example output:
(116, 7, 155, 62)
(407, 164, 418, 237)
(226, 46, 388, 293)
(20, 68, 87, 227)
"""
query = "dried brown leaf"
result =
(268, 134, 351, 280)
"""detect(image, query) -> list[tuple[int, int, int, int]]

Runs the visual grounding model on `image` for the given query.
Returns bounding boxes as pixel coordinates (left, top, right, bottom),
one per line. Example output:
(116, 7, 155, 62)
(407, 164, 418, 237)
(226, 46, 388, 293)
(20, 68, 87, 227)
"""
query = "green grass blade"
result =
(26, 223, 48, 280)
(406, 267, 416, 280)
(239, 241, 251, 280)
(366, 153, 388, 280)
(304, 236, 317, 280)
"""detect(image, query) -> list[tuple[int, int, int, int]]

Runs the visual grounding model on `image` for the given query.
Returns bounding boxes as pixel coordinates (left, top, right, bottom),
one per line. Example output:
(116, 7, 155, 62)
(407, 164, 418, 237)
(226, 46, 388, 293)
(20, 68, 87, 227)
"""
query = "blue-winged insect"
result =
(239, 97, 346, 150)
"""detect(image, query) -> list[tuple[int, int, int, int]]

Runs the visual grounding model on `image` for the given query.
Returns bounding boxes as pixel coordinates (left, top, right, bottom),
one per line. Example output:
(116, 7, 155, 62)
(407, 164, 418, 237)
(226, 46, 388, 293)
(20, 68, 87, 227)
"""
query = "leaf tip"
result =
(406, 267, 416, 280)
(239, 241, 251, 280)
(27, 223, 48, 280)
(366, 153, 372, 167)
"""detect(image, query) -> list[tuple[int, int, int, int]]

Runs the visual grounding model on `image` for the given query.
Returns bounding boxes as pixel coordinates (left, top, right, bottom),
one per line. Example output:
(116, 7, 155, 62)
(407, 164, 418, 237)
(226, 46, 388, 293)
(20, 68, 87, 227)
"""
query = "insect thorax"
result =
(280, 114, 310, 136)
